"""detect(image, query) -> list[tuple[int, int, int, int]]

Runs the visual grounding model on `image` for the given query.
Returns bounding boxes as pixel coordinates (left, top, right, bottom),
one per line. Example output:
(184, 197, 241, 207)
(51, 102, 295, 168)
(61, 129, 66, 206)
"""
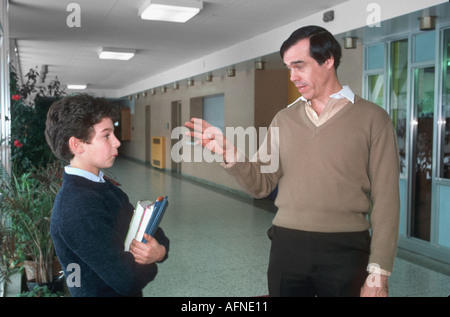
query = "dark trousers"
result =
(267, 226, 370, 297)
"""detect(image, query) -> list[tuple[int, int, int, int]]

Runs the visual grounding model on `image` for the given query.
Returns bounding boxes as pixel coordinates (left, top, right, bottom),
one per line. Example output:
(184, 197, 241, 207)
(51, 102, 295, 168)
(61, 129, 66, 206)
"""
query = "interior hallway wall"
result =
(338, 42, 363, 96)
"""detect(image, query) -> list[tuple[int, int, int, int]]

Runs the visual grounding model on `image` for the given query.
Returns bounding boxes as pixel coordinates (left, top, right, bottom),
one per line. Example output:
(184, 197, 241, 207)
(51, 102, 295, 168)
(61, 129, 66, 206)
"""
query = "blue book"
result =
(124, 196, 168, 250)
(142, 195, 168, 242)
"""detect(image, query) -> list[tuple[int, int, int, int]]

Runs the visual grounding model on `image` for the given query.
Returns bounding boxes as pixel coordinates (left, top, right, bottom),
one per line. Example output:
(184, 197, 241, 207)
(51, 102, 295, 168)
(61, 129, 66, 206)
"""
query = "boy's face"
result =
(75, 117, 121, 176)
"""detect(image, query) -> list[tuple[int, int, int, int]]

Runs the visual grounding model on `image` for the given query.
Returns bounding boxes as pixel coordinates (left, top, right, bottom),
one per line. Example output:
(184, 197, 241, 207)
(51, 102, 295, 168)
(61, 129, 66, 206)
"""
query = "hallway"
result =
(108, 158, 450, 297)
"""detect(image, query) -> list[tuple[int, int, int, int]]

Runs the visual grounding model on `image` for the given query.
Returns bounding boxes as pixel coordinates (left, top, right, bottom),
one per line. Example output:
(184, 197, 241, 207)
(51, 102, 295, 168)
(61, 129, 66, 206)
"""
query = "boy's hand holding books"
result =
(130, 233, 167, 265)
(124, 196, 169, 265)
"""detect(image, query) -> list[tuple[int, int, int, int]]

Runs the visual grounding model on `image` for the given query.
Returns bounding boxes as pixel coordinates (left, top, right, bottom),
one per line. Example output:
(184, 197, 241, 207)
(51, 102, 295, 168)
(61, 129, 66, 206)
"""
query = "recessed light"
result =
(139, 0, 203, 23)
(98, 48, 135, 60)
(67, 84, 87, 90)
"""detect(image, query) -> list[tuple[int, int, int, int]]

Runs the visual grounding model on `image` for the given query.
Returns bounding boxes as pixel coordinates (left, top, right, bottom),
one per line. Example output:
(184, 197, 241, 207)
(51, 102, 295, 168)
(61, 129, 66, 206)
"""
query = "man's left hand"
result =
(360, 273, 389, 297)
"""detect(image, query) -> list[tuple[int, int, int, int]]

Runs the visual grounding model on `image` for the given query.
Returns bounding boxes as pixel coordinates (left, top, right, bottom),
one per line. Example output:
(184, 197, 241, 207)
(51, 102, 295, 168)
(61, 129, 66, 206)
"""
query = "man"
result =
(186, 25, 400, 297)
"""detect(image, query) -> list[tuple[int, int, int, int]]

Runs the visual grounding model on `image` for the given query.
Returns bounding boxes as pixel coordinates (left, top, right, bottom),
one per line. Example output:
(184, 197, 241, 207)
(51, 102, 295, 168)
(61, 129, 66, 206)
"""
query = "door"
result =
(145, 105, 151, 164)
(171, 101, 182, 173)
(409, 66, 435, 241)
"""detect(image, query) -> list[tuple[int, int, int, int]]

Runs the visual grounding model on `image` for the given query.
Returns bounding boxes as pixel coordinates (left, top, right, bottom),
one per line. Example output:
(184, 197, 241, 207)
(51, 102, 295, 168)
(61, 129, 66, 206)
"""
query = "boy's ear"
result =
(68, 136, 85, 154)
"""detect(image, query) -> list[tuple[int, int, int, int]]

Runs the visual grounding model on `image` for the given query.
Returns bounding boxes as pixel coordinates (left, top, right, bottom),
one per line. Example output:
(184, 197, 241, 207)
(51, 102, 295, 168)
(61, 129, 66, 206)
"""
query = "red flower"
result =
(14, 140, 23, 148)
(12, 95, 21, 101)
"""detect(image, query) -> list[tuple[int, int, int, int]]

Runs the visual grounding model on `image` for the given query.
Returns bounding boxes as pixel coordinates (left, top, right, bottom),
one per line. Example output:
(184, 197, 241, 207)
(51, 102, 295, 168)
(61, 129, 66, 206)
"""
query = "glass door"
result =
(410, 66, 435, 241)
(440, 29, 450, 180)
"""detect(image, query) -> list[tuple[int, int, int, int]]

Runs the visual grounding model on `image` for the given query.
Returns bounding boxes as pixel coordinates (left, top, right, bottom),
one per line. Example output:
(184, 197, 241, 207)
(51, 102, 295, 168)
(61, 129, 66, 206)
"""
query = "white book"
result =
(124, 200, 154, 251)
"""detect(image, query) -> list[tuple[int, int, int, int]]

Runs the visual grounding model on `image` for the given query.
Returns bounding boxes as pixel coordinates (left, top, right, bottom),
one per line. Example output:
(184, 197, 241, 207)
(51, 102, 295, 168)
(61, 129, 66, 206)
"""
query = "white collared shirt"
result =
(296, 85, 355, 127)
(329, 85, 355, 103)
(64, 166, 105, 183)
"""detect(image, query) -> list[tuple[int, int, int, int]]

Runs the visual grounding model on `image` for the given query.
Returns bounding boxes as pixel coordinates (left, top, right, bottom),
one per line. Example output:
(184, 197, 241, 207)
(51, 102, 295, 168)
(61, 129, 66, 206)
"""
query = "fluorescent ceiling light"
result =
(67, 84, 87, 90)
(98, 48, 135, 60)
(139, 0, 203, 23)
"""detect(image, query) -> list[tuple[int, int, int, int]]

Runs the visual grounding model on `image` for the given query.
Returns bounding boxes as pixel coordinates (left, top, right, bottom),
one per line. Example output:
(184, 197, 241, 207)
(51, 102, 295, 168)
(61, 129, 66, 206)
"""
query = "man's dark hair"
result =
(280, 25, 342, 70)
(45, 94, 120, 162)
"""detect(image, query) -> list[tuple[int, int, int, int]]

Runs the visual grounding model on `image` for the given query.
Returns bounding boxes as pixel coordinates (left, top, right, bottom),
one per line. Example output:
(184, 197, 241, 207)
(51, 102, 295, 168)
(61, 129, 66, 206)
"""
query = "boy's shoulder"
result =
(53, 174, 105, 213)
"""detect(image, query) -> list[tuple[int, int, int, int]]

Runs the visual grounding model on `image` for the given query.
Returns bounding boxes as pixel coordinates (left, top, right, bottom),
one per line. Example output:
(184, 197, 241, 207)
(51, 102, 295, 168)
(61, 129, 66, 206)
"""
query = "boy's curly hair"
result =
(45, 94, 120, 162)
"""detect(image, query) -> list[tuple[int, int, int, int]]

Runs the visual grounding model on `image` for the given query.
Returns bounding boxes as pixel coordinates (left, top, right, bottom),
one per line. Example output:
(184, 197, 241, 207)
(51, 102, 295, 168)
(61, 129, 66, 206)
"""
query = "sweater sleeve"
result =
(223, 119, 282, 198)
(367, 119, 401, 272)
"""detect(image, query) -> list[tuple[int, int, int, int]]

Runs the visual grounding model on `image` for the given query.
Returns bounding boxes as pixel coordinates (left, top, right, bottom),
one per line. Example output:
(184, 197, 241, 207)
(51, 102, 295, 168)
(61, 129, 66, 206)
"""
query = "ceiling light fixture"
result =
(98, 48, 135, 60)
(67, 84, 87, 90)
(139, 0, 203, 23)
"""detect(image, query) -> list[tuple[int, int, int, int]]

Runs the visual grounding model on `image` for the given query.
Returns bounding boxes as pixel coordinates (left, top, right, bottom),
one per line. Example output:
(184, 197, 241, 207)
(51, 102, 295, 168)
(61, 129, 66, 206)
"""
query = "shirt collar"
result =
(294, 85, 355, 106)
(330, 85, 355, 103)
(64, 166, 105, 183)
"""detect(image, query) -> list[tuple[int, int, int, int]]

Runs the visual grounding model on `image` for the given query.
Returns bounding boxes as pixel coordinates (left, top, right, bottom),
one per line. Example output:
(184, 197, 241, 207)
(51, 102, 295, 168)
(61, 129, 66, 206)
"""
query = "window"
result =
(367, 43, 384, 70)
(414, 31, 436, 63)
(367, 74, 384, 106)
(203, 94, 225, 133)
(365, 43, 385, 109)
(390, 39, 408, 174)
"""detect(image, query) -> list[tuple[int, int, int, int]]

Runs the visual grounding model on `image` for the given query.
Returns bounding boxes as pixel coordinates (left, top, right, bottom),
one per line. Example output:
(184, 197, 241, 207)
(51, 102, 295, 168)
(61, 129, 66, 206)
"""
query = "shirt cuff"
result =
(221, 148, 244, 168)
(367, 263, 391, 276)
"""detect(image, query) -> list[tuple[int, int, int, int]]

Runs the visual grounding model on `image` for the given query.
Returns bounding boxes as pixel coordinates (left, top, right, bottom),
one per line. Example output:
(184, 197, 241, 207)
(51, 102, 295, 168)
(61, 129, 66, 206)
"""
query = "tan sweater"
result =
(224, 96, 400, 272)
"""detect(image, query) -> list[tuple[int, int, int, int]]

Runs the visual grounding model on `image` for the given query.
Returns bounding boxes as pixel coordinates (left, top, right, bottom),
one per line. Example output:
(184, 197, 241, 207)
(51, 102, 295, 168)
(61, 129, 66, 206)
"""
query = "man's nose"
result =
(290, 69, 300, 82)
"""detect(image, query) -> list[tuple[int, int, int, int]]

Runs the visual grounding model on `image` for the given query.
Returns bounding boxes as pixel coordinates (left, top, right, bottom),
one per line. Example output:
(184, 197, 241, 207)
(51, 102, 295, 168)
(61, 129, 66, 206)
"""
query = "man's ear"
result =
(68, 136, 84, 155)
(324, 56, 335, 70)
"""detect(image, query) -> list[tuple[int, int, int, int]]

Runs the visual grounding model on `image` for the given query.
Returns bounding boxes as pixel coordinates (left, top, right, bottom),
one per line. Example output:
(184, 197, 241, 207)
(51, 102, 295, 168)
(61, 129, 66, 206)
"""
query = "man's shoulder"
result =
(274, 98, 305, 119)
(354, 96, 391, 120)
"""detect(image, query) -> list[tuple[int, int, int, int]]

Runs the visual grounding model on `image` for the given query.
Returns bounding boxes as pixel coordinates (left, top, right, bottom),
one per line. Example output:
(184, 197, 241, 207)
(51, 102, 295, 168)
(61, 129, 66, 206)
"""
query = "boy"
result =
(45, 94, 169, 297)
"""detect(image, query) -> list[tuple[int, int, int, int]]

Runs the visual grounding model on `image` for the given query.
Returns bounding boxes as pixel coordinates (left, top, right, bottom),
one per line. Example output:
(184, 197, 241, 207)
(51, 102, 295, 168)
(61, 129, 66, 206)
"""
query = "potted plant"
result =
(0, 162, 63, 292)
(0, 65, 67, 295)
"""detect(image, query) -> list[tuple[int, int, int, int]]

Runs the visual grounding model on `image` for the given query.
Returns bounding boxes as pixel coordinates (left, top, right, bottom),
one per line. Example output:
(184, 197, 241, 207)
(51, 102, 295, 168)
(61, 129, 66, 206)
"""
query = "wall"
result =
(338, 43, 364, 96)
(120, 67, 288, 192)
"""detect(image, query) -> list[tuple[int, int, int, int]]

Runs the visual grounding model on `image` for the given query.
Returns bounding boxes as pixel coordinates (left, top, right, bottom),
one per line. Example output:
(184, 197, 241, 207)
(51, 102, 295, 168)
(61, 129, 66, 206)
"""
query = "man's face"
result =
(283, 38, 334, 101)
(78, 117, 121, 175)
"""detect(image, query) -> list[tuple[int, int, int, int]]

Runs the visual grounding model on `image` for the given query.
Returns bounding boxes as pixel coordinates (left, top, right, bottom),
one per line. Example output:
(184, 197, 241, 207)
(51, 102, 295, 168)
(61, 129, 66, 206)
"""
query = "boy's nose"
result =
(113, 135, 121, 148)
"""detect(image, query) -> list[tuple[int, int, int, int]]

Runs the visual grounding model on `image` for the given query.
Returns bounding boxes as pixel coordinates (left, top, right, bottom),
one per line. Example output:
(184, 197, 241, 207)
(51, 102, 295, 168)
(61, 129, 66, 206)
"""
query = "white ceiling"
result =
(8, 0, 350, 96)
(8, 0, 448, 97)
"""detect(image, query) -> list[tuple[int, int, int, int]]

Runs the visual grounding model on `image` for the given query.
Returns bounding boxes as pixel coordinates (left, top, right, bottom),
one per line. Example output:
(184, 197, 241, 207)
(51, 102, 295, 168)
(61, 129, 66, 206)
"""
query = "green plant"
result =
(9, 65, 66, 176)
(0, 162, 63, 284)
(18, 284, 64, 297)
(0, 215, 24, 284)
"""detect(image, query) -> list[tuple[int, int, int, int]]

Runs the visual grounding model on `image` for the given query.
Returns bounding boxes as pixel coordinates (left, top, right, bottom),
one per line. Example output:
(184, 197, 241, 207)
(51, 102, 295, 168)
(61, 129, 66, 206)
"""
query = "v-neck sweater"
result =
(224, 96, 400, 272)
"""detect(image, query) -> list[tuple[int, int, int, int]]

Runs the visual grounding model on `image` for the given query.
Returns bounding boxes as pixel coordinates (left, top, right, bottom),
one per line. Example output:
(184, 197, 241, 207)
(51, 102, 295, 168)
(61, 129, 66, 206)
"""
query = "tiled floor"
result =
(108, 158, 450, 297)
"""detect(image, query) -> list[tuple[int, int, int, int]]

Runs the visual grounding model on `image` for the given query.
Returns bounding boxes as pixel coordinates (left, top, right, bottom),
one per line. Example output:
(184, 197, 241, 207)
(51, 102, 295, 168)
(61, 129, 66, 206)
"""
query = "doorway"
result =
(145, 105, 151, 165)
(171, 100, 182, 173)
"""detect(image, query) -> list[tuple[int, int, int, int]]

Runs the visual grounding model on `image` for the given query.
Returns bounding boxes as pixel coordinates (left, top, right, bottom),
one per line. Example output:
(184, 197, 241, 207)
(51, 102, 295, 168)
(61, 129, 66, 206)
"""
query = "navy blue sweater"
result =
(50, 172, 169, 297)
